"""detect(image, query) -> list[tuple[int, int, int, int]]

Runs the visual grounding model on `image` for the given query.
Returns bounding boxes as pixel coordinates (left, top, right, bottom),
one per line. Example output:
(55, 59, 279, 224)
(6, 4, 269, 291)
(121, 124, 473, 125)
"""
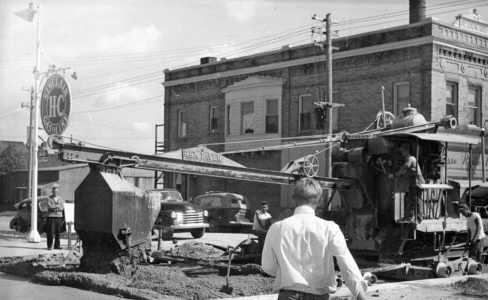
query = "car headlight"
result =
(172, 212, 183, 225)
(203, 210, 208, 217)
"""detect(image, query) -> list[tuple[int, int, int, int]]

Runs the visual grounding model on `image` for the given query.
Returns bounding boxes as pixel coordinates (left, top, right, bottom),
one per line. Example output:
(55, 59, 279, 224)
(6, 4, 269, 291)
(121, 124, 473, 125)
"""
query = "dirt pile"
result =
(0, 241, 274, 300)
(14, 261, 274, 299)
(453, 277, 488, 297)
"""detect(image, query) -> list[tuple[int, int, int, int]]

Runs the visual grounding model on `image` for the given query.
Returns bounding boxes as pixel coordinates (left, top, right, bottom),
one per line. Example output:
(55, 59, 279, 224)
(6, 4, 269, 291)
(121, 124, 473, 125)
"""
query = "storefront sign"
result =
(182, 149, 223, 164)
(447, 149, 487, 179)
(40, 74, 71, 135)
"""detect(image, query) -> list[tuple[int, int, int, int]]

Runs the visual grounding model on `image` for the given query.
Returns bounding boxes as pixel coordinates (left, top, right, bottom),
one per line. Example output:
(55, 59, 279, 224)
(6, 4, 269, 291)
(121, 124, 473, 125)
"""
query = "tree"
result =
(0, 145, 27, 175)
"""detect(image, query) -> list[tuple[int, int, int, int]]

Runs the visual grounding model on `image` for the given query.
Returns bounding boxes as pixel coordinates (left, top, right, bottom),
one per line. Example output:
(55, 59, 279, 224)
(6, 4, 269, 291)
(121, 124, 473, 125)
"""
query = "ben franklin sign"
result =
(40, 74, 71, 135)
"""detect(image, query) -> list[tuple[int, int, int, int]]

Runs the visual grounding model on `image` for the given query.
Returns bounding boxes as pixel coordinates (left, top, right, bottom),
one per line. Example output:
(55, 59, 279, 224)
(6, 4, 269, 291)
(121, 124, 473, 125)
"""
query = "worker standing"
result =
(390, 142, 425, 223)
(46, 183, 65, 250)
(458, 204, 486, 263)
(252, 201, 272, 251)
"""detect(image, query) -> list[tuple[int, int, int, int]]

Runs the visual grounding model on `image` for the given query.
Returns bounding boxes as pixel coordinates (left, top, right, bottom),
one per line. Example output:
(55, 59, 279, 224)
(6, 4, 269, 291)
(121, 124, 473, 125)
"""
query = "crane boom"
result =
(53, 140, 356, 191)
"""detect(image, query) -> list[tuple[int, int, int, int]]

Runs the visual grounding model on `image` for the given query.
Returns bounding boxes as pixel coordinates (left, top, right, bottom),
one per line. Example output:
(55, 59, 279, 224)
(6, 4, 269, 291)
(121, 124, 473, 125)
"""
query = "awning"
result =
(382, 132, 480, 145)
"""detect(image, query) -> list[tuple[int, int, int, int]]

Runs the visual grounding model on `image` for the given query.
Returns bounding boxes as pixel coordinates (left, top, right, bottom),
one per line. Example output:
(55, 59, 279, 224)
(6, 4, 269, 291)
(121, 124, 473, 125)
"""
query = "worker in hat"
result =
(458, 204, 486, 262)
(46, 183, 65, 250)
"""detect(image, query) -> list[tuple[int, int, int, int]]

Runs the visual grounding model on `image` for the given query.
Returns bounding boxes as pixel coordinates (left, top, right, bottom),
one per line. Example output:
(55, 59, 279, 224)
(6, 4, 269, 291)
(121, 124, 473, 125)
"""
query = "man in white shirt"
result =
(458, 204, 486, 262)
(262, 178, 368, 300)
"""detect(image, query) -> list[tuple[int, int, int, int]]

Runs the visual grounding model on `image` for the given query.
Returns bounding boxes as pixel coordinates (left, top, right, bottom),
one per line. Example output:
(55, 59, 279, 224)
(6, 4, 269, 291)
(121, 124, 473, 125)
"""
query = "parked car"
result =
(9, 196, 72, 234)
(191, 192, 253, 232)
(151, 189, 209, 240)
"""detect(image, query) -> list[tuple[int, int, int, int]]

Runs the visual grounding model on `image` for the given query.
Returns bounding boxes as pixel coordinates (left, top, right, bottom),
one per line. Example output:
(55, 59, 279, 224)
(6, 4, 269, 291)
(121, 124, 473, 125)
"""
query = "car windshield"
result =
(160, 191, 183, 201)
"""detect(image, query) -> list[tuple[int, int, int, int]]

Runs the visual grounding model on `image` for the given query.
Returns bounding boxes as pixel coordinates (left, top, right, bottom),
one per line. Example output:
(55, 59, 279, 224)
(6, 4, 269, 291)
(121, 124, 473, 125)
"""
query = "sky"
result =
(1, 0, 487, 155)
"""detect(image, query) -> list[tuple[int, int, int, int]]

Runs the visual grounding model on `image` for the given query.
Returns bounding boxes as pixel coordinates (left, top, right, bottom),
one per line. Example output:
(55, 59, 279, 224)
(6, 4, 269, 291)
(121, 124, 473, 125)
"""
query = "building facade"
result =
(163, 9, 488, 216)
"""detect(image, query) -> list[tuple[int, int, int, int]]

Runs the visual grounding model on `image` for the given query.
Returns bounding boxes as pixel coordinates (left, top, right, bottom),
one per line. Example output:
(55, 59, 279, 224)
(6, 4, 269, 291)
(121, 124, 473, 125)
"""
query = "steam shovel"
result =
(220, 246, 235, 294)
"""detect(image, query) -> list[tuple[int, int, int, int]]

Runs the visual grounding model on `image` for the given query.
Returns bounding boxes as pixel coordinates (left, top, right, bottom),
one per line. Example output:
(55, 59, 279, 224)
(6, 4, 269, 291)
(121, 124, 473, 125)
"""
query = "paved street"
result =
(0, 213, 251, 257)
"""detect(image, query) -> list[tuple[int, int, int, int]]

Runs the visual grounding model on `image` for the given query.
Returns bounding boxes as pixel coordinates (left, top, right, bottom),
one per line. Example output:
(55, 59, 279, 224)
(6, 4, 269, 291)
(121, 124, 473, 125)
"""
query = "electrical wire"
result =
(74, 0, 488, 96)
(2, 0, 485, 123)
(72, 95, 162, 115)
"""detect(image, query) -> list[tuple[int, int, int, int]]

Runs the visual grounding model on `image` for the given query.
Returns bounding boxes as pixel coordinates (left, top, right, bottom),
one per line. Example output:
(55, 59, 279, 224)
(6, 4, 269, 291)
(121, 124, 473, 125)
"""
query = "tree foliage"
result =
(0, 145, 27, 175)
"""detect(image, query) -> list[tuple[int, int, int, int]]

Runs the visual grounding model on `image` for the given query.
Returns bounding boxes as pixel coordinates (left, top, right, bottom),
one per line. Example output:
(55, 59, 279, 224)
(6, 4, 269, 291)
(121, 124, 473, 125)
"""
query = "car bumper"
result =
(228, 221, 253, 227)
(171, 223, 209, 230)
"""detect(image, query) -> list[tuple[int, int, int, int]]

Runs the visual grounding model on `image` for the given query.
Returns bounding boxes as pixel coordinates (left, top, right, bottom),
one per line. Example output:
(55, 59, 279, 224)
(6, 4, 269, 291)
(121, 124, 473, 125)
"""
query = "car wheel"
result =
(161, 229, 174, 241)
(9, 217, 26, 233)
(191, 228, 205, 239)
(207, 219, 218, 232)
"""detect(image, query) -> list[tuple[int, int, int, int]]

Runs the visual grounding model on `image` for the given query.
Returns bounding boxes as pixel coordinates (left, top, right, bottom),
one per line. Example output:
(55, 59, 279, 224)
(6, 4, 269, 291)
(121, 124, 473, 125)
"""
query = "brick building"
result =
(162, 6, 488, 216)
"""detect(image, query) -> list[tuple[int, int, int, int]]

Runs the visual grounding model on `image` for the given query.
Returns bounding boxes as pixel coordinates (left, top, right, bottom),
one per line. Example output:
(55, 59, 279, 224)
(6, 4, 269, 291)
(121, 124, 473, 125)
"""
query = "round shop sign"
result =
(40, 74, 71, 135)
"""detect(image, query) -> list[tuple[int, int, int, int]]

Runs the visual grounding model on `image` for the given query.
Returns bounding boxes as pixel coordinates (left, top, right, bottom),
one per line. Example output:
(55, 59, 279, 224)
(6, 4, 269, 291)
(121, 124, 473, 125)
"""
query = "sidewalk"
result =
(0, 235, 71, 258)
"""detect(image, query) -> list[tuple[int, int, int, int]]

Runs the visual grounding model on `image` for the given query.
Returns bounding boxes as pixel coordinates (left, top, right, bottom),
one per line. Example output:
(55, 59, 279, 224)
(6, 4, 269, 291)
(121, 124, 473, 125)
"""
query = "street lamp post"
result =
(27, 3, 42, 243)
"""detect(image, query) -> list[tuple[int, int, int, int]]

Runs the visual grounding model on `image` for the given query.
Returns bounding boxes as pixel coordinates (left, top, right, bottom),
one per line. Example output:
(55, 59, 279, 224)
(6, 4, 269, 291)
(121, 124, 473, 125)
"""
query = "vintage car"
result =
(191, 192, 253, 232)
(151, 189, 209, 240)
(9, 196, 72, 234)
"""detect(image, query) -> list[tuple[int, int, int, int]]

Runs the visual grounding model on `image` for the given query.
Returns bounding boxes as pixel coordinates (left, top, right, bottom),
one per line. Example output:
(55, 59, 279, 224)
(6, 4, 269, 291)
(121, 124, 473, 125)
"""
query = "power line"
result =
(4, 1, 484, 102)
(72, 95, 162, 114)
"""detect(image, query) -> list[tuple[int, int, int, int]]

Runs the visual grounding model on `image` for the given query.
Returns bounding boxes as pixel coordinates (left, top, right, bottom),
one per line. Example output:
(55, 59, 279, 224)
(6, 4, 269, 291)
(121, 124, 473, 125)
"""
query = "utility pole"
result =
(27, 3, 42, 243)
(312, 13, 342, 208)
(326, 13, 333, 183)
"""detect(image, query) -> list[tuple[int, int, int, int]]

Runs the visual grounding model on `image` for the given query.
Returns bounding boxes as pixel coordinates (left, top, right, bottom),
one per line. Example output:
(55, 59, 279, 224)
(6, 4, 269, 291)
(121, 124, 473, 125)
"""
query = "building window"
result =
(299, 94, 313, 131)
(241, 101, 254, 134)
(394, 82, 410, 116)
(446, 81, 458, 120)
(468, 85, 482, 127)
(226, 105, 231, 136)
(209, 106, 218, 133)
(265, 99, 279, 133)
(177, 110, 187, 138)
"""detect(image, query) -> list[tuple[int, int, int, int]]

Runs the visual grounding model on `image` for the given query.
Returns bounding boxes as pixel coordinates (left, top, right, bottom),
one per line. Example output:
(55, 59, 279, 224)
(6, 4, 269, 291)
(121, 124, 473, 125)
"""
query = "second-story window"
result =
(266, 99, 279, 133)
(394, 82, 410, 116)
(299, 94, 313, 131)
(209, 106, 218, 133)
(446, 81, 458, 121)
(468, 85, 482, 127)
(177, 109, 187, 138)
(241, 101, 254, 134)
(226, 105, 231, 136)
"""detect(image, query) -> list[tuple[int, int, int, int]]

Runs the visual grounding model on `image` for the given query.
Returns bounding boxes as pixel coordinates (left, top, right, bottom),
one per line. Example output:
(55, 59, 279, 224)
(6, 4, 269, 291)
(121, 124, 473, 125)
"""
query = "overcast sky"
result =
(0, 0, 487, 154)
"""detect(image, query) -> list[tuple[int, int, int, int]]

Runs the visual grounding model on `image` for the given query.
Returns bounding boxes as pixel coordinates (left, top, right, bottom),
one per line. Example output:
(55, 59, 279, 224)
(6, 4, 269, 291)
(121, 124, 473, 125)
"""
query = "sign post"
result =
(26, 4, 42, 243)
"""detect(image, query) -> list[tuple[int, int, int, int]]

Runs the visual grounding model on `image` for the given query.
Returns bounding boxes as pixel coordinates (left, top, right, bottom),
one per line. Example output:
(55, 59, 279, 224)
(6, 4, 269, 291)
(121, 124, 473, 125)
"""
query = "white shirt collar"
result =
(293, 205, 315, 215)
